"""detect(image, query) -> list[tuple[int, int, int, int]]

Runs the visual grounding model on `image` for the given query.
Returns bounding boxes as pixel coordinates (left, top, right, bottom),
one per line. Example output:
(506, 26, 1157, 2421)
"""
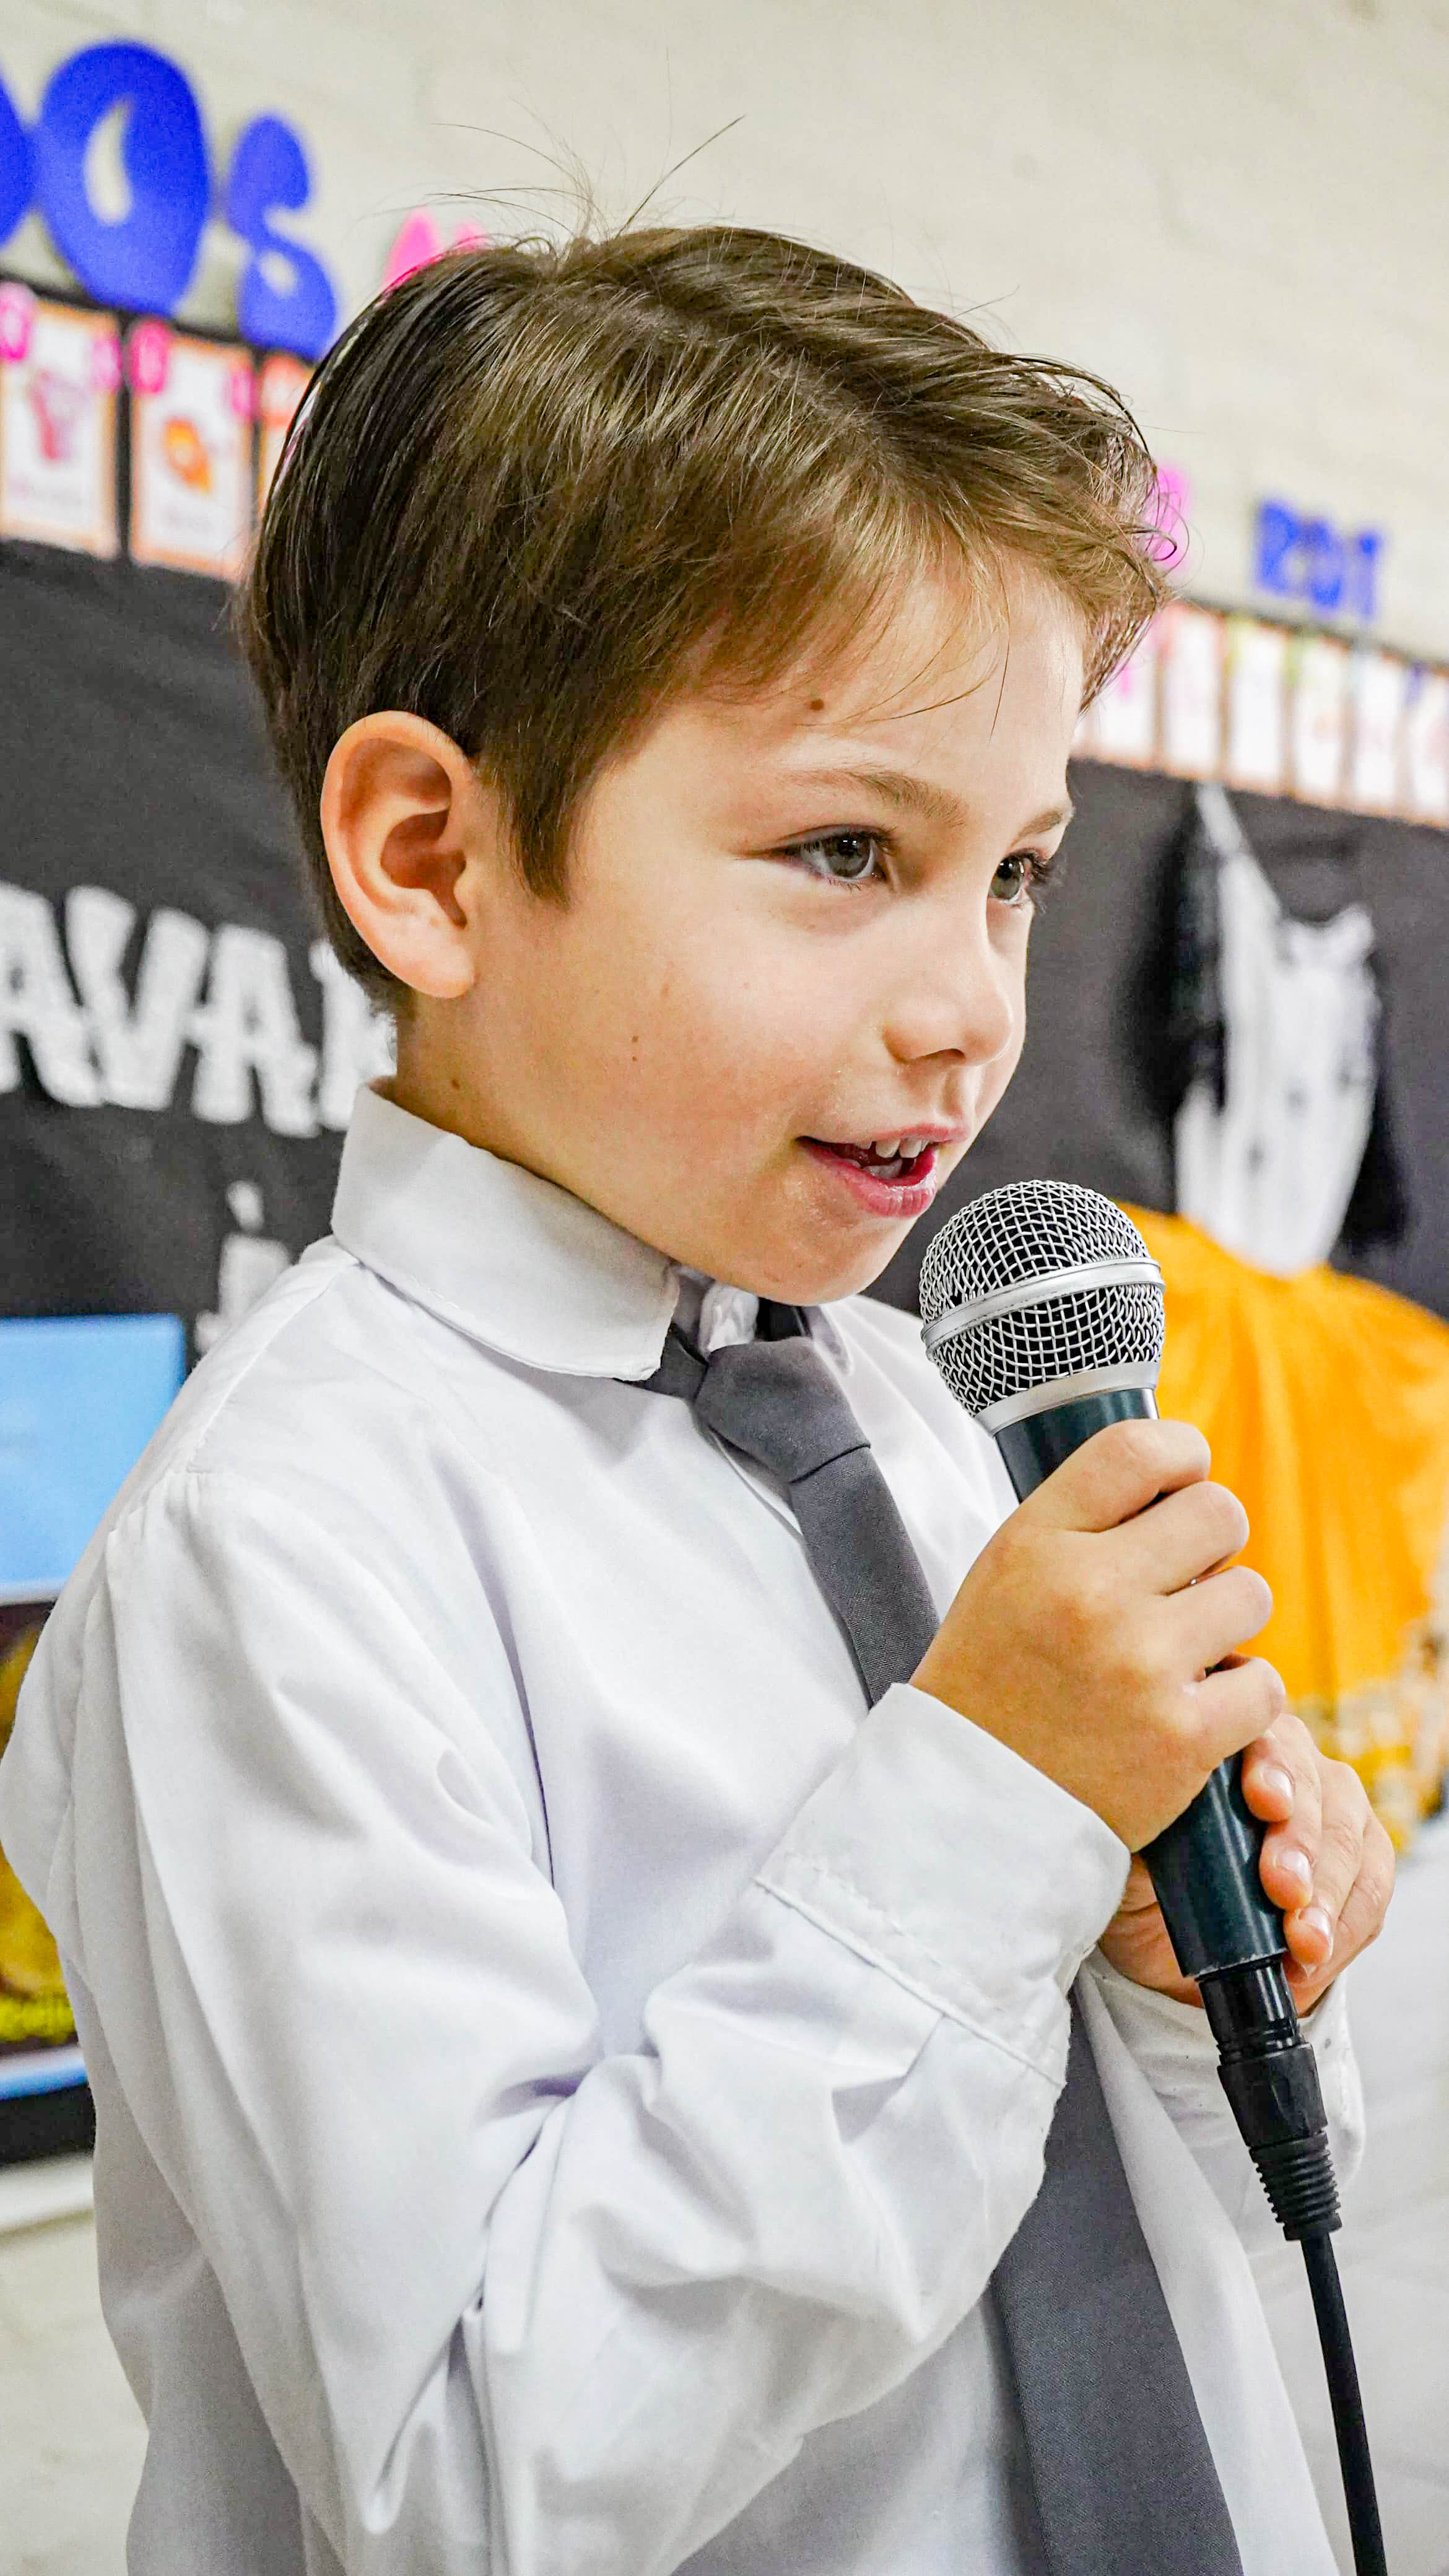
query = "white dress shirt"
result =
(0, 1087, 1359, 2576)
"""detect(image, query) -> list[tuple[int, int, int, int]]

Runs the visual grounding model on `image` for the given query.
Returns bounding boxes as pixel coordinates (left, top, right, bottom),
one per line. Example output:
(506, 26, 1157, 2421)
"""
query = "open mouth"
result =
(809, 1134, 938, 1183)
(800, 1133, 947, 1214)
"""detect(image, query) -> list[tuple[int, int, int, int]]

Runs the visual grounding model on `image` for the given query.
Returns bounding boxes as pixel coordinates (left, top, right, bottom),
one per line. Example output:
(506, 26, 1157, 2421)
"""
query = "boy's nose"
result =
(881, 911, 1020, 1072)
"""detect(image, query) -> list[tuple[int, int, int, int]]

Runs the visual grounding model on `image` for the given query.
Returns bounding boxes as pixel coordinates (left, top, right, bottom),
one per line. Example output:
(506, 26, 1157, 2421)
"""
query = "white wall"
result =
(3, 0, 1447, 652)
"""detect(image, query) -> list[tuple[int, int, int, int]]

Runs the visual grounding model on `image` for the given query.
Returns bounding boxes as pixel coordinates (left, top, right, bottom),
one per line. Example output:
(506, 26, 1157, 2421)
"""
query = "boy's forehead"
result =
(696, 565, 1084, 802)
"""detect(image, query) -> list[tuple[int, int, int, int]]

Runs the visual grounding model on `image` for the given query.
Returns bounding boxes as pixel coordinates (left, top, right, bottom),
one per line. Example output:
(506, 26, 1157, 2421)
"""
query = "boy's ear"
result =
(320, 713, 500, 1001)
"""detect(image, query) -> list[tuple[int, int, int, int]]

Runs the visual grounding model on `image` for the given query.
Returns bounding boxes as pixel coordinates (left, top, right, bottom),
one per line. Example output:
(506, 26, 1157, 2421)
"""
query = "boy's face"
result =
(378, 565, 1083, 1303)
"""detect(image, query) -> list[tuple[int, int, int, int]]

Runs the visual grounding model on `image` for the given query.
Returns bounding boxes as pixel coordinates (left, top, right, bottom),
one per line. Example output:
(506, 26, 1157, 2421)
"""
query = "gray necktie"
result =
(642, 1302, 1244, 2576)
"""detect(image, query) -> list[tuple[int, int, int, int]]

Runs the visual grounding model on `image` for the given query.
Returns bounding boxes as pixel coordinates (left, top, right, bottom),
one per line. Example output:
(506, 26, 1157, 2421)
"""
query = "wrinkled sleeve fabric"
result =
(63, 1469, 1127, 2576)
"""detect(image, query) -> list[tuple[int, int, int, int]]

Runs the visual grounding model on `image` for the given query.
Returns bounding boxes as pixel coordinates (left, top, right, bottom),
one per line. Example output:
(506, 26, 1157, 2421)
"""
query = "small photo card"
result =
(0, 288, 120, 557)
(1158, 602, 1224, 778)
(1089, 622, 1159, 767)
(1222, 617, 1288, 793)
(1287, 633, 1349, 807)
(129, 326, 255, 579)
(1347, 649, 1408, 814)
(1403, 668, 1449, 828)
(256, 353, 311, 513)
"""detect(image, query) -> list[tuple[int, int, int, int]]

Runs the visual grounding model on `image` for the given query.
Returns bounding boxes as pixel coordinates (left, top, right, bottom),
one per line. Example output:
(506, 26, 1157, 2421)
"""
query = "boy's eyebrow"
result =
(783, 765, 1075, 837)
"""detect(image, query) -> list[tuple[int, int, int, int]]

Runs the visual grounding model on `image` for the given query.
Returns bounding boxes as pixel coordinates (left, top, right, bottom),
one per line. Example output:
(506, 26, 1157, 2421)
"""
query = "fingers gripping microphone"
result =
(919, 1180, 1326, 2197)
(920, 1181, 1386, 2576)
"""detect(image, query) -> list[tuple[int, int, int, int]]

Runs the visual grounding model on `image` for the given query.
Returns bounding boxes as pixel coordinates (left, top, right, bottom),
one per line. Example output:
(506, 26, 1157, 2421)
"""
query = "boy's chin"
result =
(729, 1231, 920, 1310)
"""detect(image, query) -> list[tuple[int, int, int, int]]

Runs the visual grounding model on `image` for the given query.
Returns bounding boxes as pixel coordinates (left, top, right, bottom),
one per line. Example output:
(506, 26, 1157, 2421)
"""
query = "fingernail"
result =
(1299, 1905, 1333, 1949)
(1277, 1848, 1313, 1899)
(1258, 1763, 1294, 1806)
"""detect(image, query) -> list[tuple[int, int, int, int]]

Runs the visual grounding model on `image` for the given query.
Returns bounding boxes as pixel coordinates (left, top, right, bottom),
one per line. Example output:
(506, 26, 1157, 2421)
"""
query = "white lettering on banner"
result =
(0, 881, 102, 1105)
(188, 925, 319, 1134)
(65, 887, 211, 1110)
(0, 879, 394, 1133)
(311, 941, 395, 1130)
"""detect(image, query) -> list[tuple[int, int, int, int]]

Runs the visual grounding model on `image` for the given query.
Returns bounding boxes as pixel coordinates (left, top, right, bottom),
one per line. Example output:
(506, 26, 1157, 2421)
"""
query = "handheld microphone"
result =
(918, 1180, 1334, 2222)
(918, 1180, 1386, 2576)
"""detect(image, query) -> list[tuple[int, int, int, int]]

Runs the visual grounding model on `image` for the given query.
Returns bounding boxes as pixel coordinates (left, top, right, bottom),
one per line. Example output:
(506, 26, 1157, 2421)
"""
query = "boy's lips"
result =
(800, 1133, 952, 1219)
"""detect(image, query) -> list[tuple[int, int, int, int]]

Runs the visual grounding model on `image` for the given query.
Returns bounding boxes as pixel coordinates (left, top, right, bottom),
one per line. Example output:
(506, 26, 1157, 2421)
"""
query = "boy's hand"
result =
(913, 1417, 1283, 1851)
(1099, 1712, 1396, 2007)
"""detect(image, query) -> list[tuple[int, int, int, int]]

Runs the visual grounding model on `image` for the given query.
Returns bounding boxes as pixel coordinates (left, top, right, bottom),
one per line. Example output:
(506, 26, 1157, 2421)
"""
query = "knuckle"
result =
(1362, 1822, 1397, 1909)
(1212, 1564, 1271, 1640)
(1320, 1804, 1365, 1879)
(1106, 1416, 1165, 1484)
(1253, 1658, 1287, 1723)
(1201, 1481, 1250, 1555)
(1159, 1417, 1212, 1476)
(1236, 1565, 1273, 1634)
(1277, 1711, 1316, 1762)
(1167, 1681, 1215, 1758)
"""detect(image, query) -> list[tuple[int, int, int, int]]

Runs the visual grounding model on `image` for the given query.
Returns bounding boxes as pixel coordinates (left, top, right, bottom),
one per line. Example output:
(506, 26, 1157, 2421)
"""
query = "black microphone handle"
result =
(992, 1383, 1287, 1981)
(990, 1382, 1342, 2244)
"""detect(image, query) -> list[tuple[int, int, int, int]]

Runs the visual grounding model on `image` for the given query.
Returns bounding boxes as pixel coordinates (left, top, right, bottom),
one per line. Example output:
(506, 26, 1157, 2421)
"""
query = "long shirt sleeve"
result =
(43, 1464, 1126, 2575)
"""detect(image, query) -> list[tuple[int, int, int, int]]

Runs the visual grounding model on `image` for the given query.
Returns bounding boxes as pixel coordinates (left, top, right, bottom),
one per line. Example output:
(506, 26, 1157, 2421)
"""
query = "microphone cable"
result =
(1196, 1946, 1386, 2576)
(1303, 2233, 1385, 2576)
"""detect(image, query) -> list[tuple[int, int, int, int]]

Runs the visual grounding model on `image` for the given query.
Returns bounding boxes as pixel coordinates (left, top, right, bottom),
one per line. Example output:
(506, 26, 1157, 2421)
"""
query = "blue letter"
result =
(33, 43, 207, 313)
(1346, 530, 1385, 625)
(226, 117, 337, 360)
(1253, 500, 1300, 596)
(1300, 518, 1346, 614)
(0, 71, 31, 244)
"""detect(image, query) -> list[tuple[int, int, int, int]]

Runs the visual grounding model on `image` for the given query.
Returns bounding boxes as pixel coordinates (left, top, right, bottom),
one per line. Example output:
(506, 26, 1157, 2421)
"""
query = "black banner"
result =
(5, 540, 1449, 1338)
(0, 541, 386, 1351)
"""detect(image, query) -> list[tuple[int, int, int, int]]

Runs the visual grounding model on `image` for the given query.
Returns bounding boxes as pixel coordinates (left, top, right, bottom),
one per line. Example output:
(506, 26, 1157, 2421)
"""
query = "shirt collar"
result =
(332, 1086, 851, 1380)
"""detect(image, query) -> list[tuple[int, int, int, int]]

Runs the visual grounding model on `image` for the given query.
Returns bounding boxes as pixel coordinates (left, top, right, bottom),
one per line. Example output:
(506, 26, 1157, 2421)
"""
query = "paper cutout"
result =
(1288, 633, 1350, 807)
(1223, 618, 1287, 793)
(383, 209, 490, 289)
(1158, 603, 1224, 778)
(129, 328, 253, 579)
(256, 351, 311, 511)
(1147, 464, 1191, 571)
(1090, 624, 1158, 766)
(1348, 650, 1408, 814)
(0, 290, 119, 555)
(1404, 669, 1449, 827)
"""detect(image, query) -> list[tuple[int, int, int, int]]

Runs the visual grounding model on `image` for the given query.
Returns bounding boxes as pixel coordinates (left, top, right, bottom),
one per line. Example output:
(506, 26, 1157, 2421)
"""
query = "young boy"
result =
(0, 228, 1391, 2575)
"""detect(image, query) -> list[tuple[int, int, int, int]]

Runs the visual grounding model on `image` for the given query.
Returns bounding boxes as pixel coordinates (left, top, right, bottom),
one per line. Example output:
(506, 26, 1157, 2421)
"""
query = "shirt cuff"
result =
(1083, 1943, 1353, 2073)
(755, 1681, 1129, 2080)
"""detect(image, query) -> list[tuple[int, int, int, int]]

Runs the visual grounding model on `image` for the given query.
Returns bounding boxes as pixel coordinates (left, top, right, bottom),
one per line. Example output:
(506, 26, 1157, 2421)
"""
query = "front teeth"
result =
(869, 1134, 927, 1159)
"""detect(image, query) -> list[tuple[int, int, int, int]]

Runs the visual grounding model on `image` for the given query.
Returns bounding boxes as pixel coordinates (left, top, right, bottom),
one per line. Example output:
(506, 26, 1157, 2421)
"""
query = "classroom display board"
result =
(1080, 601, 1449, 826)
(877, 759, 1449, 1323)
(0, 282, 307, 576)
(0, 543, 389, 1349)
(4, 536, 1449, 2153)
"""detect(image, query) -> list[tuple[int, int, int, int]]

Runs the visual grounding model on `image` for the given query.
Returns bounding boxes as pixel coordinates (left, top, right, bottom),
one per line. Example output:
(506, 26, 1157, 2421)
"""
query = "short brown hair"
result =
(238, 224, 1165, 1003)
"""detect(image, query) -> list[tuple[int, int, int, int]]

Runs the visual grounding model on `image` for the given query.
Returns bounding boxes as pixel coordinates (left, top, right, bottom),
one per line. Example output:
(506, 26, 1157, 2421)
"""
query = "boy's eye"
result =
(991, 850, 1057, 910)
(787, 829, 887, 886)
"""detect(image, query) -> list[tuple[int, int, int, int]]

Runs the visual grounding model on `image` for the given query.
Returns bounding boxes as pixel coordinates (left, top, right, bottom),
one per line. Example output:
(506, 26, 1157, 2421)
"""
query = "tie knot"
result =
(691, 1333, 869, 1490)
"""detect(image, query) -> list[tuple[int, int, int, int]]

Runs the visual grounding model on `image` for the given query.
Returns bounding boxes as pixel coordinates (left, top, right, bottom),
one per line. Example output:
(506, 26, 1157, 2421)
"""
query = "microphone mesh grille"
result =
(918, 1180, 1165, 1417)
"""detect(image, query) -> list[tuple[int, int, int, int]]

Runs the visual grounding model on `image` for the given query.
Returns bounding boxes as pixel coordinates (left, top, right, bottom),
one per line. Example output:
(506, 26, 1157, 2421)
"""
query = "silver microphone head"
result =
(918, 1179, 1165, 1430)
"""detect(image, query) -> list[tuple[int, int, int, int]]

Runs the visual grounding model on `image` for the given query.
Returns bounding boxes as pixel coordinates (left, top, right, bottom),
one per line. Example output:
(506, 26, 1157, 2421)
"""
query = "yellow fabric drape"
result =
(0, 1622, 76, 2048)
(1125, 1209, 1449, 1845)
